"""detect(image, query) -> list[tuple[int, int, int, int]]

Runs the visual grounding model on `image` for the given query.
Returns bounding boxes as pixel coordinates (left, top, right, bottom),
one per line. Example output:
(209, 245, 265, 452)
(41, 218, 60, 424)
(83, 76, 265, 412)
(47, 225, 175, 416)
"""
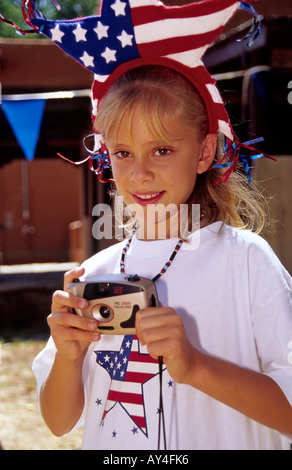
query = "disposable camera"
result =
(67, 274, 158, 335)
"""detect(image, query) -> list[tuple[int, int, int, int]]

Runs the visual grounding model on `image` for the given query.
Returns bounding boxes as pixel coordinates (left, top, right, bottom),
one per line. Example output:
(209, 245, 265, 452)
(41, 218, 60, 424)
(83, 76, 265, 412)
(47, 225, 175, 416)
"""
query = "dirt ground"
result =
(0, 340, 83, 450)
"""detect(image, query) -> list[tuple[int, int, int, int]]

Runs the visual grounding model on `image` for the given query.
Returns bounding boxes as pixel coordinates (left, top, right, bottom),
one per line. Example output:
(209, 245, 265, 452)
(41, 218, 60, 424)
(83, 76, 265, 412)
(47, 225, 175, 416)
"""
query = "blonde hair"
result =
(95, 65, 267, 235)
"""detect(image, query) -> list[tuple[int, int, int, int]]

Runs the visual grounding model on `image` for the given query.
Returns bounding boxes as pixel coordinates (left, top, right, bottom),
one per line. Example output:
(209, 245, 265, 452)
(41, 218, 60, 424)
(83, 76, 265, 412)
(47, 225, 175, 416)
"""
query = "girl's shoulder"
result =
(215, 223, 290, 279)
(219, 223, 270, 248)
(215, 223, 275, 260)
(199, 221, 272, 254)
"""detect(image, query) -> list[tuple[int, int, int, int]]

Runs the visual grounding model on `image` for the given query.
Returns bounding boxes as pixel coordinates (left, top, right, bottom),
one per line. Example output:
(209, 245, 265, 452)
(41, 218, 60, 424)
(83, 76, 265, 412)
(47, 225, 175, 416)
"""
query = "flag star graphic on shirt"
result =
(95, 335, 161, 436)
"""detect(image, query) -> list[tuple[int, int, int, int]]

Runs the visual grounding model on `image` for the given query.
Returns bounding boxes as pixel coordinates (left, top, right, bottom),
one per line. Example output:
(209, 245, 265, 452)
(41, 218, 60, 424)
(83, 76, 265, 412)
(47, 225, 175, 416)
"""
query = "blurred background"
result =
(0, 0, 291, 449)
(2, 0, 291, 335)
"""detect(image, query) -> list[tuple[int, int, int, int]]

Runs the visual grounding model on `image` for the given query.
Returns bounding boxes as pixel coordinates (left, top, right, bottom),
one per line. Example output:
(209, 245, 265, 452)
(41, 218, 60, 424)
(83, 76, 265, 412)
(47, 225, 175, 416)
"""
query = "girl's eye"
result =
(114, 151, 131, 159)
(154, 148, 171, 157)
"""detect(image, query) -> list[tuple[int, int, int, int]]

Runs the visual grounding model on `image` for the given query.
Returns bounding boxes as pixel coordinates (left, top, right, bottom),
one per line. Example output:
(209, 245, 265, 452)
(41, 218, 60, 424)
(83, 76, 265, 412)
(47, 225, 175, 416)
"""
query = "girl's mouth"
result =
(131, 191, 165, 205)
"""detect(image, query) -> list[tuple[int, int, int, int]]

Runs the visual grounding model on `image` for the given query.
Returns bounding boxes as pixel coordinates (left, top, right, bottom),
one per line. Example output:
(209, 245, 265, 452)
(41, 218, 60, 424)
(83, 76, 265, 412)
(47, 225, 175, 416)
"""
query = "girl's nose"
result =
(130, 156, 154, 184)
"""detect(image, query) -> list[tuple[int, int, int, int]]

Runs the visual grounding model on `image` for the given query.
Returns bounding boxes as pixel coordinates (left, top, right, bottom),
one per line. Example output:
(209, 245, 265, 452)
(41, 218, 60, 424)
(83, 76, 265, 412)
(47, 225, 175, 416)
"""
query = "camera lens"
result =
(99, 305, 111, 319)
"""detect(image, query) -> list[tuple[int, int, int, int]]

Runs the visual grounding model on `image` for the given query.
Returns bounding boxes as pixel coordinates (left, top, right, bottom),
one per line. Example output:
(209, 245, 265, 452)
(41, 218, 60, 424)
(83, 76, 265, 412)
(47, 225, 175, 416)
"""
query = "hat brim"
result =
(92, 56, 233, 139)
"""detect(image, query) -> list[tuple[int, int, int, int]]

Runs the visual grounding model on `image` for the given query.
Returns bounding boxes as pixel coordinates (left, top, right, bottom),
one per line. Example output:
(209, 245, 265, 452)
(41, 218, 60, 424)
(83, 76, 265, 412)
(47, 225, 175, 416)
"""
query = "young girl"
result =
(3, 0, 286, 450)
(33, 65, 292, 450)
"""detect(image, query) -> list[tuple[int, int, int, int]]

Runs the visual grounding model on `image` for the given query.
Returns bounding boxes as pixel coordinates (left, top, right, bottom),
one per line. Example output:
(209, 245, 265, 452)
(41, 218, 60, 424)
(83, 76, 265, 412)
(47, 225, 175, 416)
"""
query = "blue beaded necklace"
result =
(120, 226, 184, 282)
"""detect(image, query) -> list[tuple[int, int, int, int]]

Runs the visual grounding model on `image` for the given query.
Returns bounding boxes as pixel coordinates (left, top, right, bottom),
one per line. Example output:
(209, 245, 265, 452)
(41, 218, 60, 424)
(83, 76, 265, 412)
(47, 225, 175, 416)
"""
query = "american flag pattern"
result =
(95, 334, 160, 435)
(29, 0, 242, 141)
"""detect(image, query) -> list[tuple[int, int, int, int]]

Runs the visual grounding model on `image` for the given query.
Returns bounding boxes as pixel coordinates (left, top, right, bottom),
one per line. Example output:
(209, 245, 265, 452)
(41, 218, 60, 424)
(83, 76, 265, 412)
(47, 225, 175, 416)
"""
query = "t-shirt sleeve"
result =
(32, 337, 87, 430)
(248, 239, 292, 439)
(32, 336, 57, 397)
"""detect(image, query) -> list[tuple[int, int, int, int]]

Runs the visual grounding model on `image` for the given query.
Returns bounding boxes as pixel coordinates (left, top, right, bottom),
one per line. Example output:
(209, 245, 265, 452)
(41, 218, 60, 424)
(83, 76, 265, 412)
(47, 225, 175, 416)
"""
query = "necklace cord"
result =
(158, 356, 167, 450)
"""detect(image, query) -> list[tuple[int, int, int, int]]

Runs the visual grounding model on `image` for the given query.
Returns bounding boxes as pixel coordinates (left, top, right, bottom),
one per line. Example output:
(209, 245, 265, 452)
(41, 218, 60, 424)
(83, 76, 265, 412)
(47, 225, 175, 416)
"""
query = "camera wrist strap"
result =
(120, 226, 184, 450)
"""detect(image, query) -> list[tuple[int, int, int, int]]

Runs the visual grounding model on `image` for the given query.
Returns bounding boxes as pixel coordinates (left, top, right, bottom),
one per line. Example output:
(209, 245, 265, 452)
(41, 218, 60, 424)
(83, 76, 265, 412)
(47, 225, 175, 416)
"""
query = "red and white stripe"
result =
(130, 0, 239, 67)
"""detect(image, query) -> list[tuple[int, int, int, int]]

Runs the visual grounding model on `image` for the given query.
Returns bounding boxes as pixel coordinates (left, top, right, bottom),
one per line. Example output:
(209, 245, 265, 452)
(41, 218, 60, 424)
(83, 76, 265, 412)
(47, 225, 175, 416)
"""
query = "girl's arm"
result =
(136, 306, 292, 435)
(40, 349, 86, 436)
(190, 349, 292, 435)
(39, 268, 100, 436)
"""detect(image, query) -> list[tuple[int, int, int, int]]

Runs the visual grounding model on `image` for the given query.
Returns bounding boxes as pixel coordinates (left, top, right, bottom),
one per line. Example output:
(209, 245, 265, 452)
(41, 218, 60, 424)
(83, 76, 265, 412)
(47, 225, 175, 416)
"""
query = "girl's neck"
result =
(135, 207, 208, 241)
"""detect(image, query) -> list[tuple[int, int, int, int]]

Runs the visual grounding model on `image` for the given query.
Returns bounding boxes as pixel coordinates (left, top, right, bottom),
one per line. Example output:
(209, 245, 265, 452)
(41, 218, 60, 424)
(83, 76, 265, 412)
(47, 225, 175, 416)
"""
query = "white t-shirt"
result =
(33, 222, 292, 450)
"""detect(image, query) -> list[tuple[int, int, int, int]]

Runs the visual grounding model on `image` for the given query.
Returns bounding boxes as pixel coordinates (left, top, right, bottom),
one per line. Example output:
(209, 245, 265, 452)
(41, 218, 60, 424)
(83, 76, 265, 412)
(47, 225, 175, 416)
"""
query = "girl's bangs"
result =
(105, 91, 184, 146)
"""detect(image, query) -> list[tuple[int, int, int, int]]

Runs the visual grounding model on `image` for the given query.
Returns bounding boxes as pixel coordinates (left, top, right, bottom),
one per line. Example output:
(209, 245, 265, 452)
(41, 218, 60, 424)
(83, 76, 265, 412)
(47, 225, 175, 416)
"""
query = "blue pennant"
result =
(2, 99, 46, 161)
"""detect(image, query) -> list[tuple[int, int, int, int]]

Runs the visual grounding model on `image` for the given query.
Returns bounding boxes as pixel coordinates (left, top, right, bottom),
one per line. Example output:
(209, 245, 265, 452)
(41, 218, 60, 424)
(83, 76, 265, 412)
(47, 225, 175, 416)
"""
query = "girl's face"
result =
(107, 106, 216, 237)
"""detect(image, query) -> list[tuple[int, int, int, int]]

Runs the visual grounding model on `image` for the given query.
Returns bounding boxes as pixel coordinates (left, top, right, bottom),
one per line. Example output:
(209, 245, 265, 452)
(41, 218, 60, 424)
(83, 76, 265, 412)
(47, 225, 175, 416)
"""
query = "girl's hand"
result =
(48, 267, 100, 362)
(135, 305, 198, 385)
(136, 307, 292, 436)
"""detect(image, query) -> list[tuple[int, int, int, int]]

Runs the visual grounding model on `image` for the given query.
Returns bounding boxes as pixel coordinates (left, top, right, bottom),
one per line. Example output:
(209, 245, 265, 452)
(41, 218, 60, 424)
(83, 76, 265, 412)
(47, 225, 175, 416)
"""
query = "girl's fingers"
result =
(135, 306, 183, 345)
(136, 306, 179, 330)
(48, 311, 97, 332)
(47, 313, 100, 345)
(52, 289, 88, 312)
(64, 266, 85, 290)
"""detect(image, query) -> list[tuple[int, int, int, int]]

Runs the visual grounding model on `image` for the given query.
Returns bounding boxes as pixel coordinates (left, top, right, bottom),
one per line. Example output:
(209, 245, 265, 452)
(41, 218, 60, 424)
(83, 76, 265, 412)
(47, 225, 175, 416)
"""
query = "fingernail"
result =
(91, 333, 100, 341)
(88, 321, 97, 329)
(79, 300, 87, 308)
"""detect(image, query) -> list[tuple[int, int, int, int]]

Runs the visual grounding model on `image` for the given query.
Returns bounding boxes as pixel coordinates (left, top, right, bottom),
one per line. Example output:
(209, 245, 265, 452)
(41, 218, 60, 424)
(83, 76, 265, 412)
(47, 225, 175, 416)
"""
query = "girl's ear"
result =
(197, 133, 217, 174)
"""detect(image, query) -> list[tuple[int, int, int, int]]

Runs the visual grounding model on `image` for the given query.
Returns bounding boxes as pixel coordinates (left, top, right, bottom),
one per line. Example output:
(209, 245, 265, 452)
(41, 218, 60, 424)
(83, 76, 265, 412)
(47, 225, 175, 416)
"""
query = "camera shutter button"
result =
(127, 274, 140, 282)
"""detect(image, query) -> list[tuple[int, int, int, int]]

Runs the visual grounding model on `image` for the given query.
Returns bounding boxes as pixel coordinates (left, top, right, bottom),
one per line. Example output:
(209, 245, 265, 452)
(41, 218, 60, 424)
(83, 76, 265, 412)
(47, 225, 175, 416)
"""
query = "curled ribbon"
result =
(213, 136, 277, 185)
(58, 133, 114, 183)
(0, 0, 60, 35)
(238, 1, 262, 48)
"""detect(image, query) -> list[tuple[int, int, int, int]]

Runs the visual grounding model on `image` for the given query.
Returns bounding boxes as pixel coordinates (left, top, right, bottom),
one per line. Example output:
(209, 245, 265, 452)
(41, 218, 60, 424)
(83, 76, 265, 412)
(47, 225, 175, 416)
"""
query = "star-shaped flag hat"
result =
(1, 0, 274, 183)
(29, 0, 243, 144)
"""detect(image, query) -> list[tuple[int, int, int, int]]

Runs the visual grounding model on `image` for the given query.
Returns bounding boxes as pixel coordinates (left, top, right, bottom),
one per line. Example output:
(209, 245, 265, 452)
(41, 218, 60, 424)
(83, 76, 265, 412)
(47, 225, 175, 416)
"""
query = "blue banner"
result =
(2, 99, 46, 161)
